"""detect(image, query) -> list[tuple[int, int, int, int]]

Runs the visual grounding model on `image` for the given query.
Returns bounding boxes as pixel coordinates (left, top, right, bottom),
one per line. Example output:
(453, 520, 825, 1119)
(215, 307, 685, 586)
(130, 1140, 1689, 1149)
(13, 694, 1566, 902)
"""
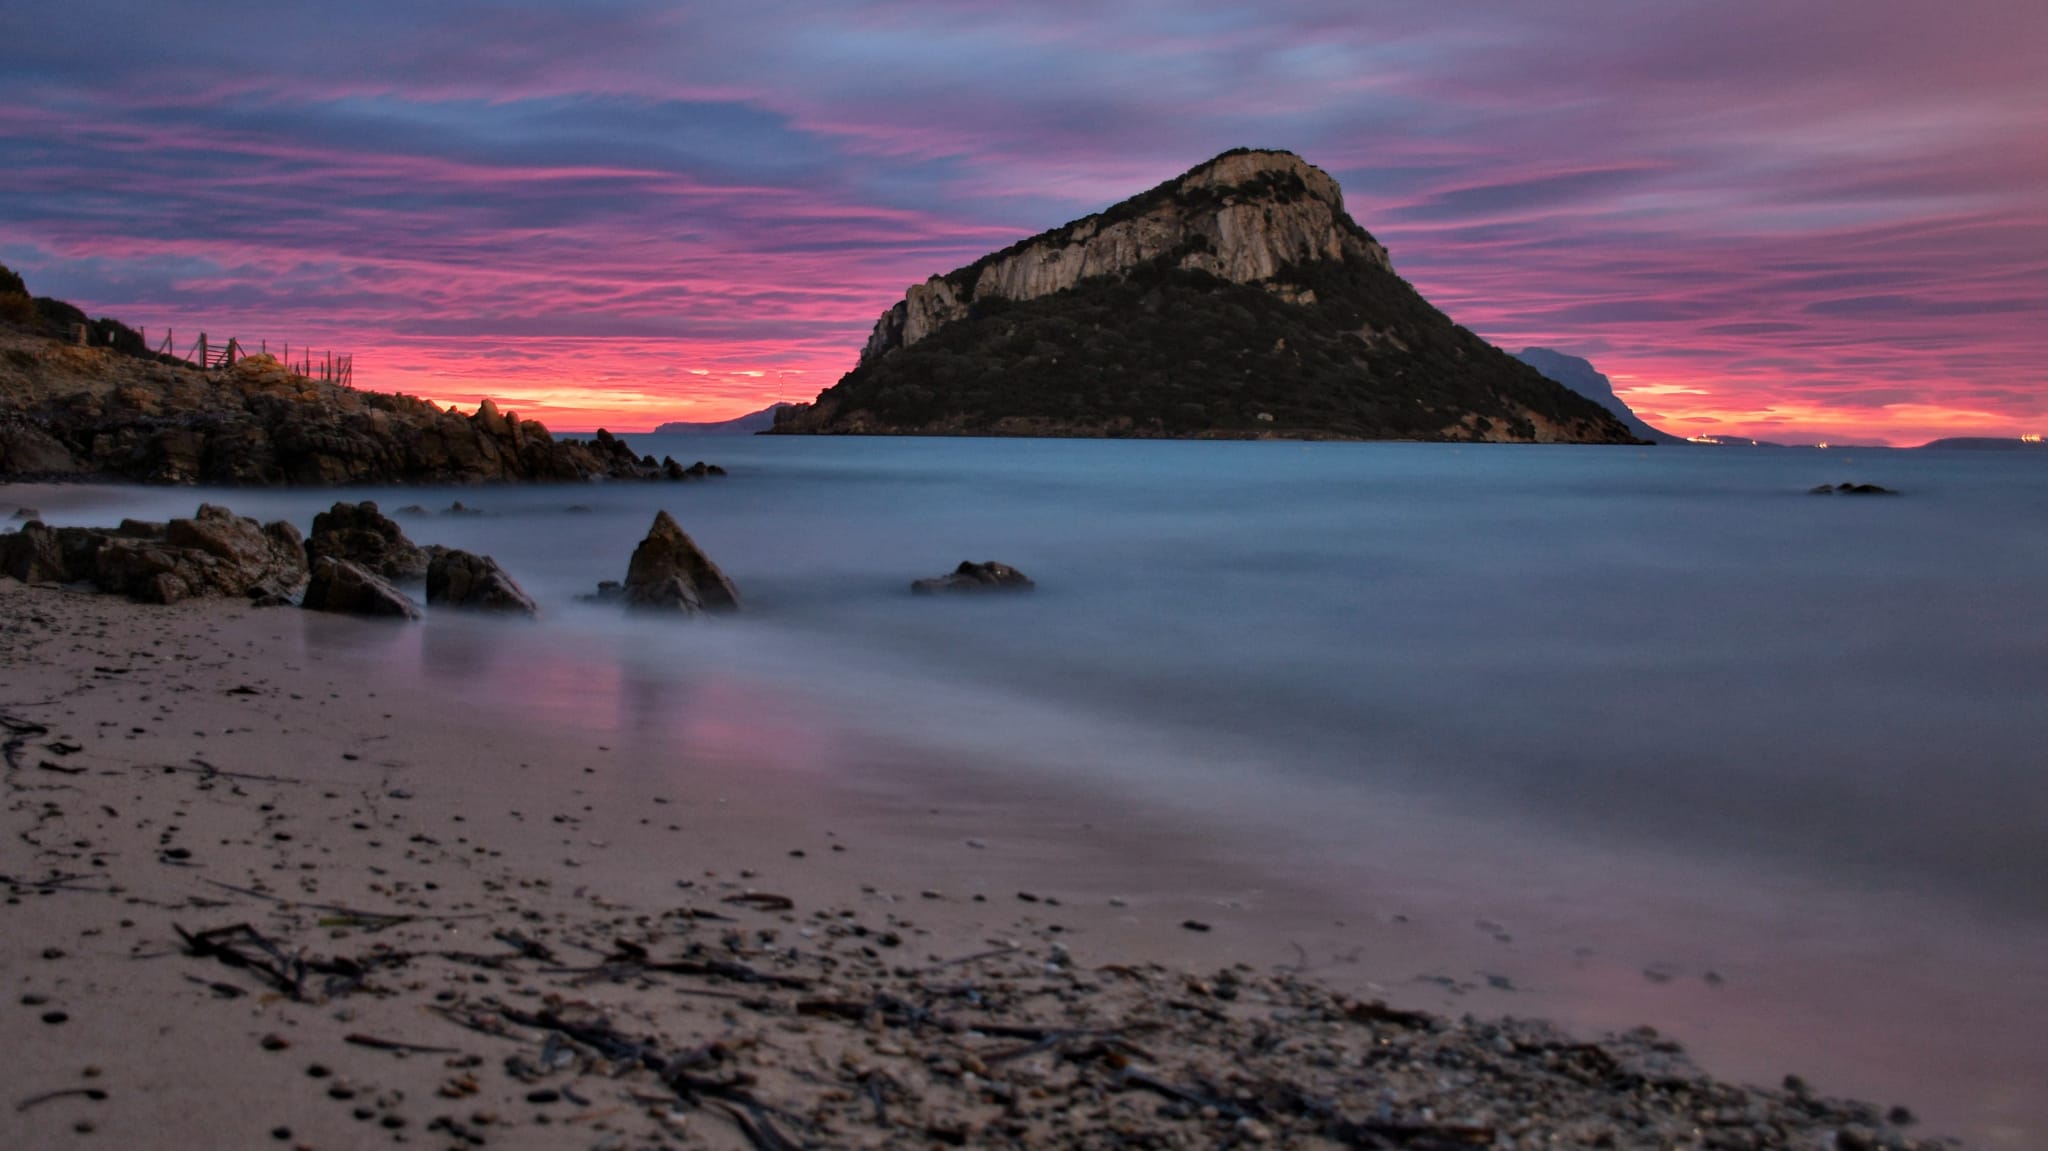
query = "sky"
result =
(2, 1, 2044, 444)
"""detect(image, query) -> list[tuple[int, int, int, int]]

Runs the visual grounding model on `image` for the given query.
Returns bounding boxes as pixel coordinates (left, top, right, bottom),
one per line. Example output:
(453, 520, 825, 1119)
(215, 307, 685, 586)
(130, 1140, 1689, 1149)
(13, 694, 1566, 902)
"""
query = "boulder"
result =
(611, 510, 740, 613)
(305, 500, 429, 580)
(302, 556, 420, 619)
(911, 561, 1036, 595)
(11, 506, 39, 520)
(1810, 482, 1899, 495)
(92, 504, 308, 604)
(446, 501, 484, 516)
(426, 548, 538, 616)
(1, 521, 74, 583)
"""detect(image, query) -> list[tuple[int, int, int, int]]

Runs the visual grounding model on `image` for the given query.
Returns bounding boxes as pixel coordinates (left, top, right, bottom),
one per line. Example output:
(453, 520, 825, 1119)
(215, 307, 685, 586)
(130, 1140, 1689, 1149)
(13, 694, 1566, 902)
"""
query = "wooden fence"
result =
(109, 325, 355, 387)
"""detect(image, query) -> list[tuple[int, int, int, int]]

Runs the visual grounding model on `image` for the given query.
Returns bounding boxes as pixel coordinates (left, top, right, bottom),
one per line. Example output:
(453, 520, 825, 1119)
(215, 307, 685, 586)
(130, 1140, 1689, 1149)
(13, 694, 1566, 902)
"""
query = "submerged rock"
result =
(305, 501, 429, 580)
(661, 458, 726, 480)
(10, 506, 38, 520)
(911, 560, 1036, 595)
(604, 510, 740, 614)
(426, 548, 537, 616)
(1810, 483, 1899, 495)
(301, 557, 420, 619)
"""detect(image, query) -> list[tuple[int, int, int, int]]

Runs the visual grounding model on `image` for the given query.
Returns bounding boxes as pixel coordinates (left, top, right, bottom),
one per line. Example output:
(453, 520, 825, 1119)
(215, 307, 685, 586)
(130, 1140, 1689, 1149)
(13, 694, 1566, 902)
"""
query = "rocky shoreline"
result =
(0, 326, 722, 486)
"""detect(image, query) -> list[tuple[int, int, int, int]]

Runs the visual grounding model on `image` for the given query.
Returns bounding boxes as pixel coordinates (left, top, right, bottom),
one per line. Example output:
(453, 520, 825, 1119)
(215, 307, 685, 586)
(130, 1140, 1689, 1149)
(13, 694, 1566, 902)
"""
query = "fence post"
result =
(198, 334, 208, 367)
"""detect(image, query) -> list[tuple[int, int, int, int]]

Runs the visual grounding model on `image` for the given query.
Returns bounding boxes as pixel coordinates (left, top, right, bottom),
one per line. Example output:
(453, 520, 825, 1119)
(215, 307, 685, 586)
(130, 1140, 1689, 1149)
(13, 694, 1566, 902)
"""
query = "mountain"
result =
(653, 403, 792, 435)
(1512, 348, 1682, 445)
(771, 150, 1634, 444)
(1915, 436, 2045, 452)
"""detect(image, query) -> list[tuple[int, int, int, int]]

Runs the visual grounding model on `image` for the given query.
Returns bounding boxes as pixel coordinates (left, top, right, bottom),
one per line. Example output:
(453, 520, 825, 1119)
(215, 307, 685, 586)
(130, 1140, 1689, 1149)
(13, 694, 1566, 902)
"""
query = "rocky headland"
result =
(0, 271, 720, 485)
(773, 149, 1636, 444)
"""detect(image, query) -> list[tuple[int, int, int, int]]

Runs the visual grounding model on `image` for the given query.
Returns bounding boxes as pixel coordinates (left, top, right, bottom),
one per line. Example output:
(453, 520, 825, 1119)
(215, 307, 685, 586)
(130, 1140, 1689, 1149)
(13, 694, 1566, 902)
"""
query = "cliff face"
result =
(0, 333, 691, 485)
(778, 149, 1634, 443)
(867, 151, 1393, 361)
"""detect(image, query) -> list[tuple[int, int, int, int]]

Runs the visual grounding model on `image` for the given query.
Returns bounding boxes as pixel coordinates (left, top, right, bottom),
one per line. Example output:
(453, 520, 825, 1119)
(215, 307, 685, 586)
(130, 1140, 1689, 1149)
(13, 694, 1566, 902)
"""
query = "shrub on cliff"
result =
(0, 263, 32, 328)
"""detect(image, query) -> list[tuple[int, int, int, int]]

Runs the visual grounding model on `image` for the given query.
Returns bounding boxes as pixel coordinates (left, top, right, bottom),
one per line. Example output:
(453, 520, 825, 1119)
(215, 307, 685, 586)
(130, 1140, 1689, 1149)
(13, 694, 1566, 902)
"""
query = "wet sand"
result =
(0, 578, 1979, 1148)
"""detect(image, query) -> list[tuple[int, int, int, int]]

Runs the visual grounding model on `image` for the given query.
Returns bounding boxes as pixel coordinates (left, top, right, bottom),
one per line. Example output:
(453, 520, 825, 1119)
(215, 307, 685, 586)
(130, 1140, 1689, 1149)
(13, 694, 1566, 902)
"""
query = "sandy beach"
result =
(1, 574, 1969, 1151)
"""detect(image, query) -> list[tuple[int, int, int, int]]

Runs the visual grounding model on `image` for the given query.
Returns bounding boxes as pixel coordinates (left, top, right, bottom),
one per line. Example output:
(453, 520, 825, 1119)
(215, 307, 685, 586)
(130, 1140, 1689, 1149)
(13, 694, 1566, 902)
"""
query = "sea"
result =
(11, 437, 2047, 1146)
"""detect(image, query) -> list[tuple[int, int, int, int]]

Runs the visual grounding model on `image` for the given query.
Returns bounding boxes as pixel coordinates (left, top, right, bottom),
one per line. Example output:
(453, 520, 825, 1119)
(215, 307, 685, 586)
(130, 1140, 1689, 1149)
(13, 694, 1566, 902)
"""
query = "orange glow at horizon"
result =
(336, 337, 2036, 448)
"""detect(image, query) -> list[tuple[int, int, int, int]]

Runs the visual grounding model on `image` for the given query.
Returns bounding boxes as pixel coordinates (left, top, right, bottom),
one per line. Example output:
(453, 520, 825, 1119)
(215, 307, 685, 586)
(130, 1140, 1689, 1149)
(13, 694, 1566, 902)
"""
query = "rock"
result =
(90, 504, 308, 604)
(301, 557, 420, 619)
(426, 549, 538, 616)
(911, 561, 1035, 595)
(0, 521, 73, 583)
(394, 504, 430, 516)
(446, 501, 483, 516)
(305, 501, 429, 580)
(664, 458, 725, 479)
(11, 506, 38, 520)
(1811, 482, 1897, 495)
(1810, 484, 1835, 494)
(564, 505, 593, 514)
(0, 422, 82, 475)
(609, 510, 740, 613)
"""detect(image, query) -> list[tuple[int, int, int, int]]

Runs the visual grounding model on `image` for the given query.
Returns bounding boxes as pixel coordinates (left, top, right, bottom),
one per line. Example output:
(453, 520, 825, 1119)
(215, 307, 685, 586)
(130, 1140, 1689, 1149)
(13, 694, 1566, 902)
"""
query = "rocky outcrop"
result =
(302, 557, 420, 619)
(426, 548, 538, 616)
(596, 510, 740, 614)
(306, 501, 429, 580)
(0, 324, 723, 485)
(2, 504, 306, 604)
(911, 561, 1036, 595)
(774, 149, 1634, 444)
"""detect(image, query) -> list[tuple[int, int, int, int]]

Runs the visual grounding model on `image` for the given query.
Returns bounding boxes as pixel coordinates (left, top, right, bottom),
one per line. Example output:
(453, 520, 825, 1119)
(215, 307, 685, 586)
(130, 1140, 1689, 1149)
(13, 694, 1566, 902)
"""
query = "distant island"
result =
(772, 149, 1635, 444)
(1916, 436, 2045, 452)
(1512, 348, 1683, 444)
(653, 403, 792, 435)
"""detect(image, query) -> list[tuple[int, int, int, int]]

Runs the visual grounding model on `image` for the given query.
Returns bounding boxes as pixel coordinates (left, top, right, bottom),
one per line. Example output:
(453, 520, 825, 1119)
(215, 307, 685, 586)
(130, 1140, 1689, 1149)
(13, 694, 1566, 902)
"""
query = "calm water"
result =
(12, 438, 2048, 1143)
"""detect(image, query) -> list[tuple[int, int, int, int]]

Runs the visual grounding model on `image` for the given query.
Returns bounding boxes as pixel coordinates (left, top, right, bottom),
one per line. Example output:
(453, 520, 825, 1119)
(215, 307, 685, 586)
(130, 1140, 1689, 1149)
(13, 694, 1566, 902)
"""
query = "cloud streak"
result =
(1, 0, 2043, 442)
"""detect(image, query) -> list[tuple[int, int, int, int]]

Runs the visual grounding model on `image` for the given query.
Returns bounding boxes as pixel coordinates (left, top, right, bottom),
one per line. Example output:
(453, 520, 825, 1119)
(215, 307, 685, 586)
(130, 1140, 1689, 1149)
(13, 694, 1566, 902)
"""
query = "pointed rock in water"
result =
(11, 506, 39, 520)
(426, 548, 538, 616)
(614, 510, 740, 613)
(911, 561, 1035, 595)
(305, 501, 429, 580)
(302, 556, 420, 619)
